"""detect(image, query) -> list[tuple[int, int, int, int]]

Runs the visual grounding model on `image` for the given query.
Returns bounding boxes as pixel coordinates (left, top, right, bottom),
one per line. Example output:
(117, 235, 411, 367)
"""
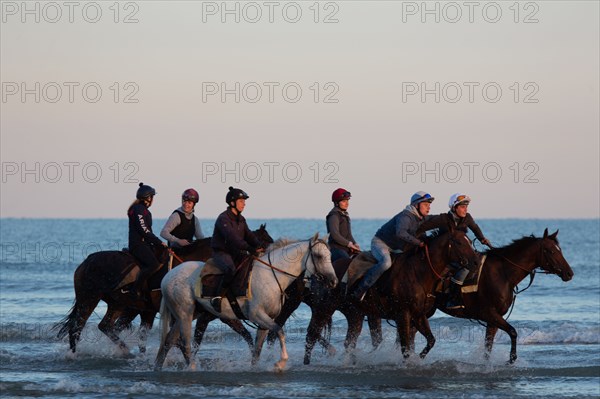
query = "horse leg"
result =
(268, 284, 302, 346)
(154, 319, 181, 371)
(252, 315, 288, 371)
(343, 311, 364, 364)
(395, 310, 412, 359)
(490, 314, 519, 364)
(484, 325, 499, 360)
(98, 307, 130, 356)
(367, 316, 383, 349)
(412, 315, 436, 359)
(138, 310, 156, 354)
(222, 318, 254, 353)
(304, 306, 336, 365)
(68, 297, 100, 353)
(192, 312, 215, 355)
(252, 328, 269, 366)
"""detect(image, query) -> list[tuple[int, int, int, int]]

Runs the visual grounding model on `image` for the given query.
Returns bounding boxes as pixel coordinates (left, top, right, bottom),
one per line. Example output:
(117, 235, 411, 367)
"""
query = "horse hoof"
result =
(273, 361, 286, 372)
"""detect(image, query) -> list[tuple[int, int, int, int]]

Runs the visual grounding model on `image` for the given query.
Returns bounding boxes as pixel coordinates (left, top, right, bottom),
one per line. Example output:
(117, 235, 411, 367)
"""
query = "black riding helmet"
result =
(136, 182, 156, 200)
(226, 186, 249, 205)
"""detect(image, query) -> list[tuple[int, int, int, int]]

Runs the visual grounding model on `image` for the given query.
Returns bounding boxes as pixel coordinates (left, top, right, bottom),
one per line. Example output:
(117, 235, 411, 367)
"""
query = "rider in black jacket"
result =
(206, 186, 263, 312)
(127, 182, 166, 300)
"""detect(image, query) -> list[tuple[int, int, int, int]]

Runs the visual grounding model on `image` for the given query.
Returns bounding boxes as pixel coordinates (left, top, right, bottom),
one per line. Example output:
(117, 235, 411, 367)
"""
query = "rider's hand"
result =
(419, 241, 425, 248)
(177, 238, 191, 247)
(348, 242, 360, 252)
(481, 238, 493, 248)
(253, 247, 265, 256)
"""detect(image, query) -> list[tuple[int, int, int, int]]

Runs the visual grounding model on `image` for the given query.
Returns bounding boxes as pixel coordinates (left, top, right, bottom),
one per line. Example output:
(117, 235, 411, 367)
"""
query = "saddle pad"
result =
(193, 259, 253, 301)
(461, 254, 487, 294)
(342, 251, 377, 288)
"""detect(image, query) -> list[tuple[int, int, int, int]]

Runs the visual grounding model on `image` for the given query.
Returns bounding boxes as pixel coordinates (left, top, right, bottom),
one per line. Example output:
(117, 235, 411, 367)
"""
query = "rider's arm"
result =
(465, 213, 487, 242)
(416, 213, 447, 236)
(396, 214, 423, 246)
(160, 212, 181, 244)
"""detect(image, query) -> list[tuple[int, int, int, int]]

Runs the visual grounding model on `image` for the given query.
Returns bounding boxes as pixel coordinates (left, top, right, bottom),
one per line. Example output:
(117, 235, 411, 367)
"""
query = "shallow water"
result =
(1, 218, 598, 398)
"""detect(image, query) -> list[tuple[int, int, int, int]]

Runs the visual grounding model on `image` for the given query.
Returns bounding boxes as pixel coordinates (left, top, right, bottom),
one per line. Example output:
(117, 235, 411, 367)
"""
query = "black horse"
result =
(54, 225, 273, 354)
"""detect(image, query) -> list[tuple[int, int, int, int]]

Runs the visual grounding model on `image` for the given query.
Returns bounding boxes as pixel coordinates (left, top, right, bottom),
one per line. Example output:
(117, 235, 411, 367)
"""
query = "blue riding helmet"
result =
(410, 191, 434, 206)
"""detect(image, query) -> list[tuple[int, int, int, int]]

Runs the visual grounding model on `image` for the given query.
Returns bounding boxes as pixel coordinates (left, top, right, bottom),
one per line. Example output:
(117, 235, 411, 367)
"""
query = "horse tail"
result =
(53, 301, 78, 339)
(158, 296, 171, 350)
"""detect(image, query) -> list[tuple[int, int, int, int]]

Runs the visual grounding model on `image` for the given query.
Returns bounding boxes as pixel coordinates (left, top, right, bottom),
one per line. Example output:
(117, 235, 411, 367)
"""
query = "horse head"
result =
(444, 226, 480, 270)
(255, 223, 274, 248)
(540, 228, 574, 282)
(307, 233, 338, 289)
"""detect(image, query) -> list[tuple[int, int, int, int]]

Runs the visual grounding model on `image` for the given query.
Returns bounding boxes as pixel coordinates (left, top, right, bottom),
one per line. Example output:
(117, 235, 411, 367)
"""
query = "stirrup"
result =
(446, 300, 464, 310)
(210, 296, 222, 312)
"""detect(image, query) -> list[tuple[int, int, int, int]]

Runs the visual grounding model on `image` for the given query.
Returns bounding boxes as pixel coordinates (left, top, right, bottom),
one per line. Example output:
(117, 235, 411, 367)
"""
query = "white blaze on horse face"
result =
(555, 244, 561, 252)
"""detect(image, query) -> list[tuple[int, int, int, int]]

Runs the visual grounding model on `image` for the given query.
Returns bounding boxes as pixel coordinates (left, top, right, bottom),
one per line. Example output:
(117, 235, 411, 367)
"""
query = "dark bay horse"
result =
(54, 225, 272, 355)
(303, 228, 479, 364)
(437, 228, 574, 363)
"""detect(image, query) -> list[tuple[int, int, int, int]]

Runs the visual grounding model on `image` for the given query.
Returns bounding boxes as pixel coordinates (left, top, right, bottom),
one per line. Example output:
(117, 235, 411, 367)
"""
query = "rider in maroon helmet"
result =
(160, 188, 205, 248)
(326, 188, 360, 262)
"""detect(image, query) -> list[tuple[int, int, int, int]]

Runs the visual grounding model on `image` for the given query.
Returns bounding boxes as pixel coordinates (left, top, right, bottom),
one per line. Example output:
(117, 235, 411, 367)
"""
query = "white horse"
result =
(154, 233, 338, 371)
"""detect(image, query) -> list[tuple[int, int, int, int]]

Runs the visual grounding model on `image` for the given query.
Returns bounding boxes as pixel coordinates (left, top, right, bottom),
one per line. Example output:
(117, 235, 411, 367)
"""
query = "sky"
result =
(1, 1, 599, 219)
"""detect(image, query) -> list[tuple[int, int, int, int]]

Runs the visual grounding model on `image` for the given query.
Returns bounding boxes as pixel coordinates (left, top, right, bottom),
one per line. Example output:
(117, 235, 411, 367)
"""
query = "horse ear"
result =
(260, 223, 266, 230)
(322, 233, 330, 243)
(550, 229, 559, 239)
(312, 232, 319, 242)
(543, 228, 549, 238)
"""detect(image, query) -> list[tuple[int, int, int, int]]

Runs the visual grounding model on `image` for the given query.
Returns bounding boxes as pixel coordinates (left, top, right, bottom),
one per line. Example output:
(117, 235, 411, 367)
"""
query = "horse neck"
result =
(262, 241, 307, 287)
(427, 237, 453, 275)
(494, 240, 540, 286)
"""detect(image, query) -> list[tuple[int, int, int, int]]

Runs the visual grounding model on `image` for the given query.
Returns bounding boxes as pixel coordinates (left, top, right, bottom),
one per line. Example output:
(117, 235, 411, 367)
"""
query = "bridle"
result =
(424, 234, 470, 280)
(253, 239, 330, 298)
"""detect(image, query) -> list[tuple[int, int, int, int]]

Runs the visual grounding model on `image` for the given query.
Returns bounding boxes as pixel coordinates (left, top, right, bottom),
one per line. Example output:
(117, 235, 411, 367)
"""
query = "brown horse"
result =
(303, 227, 479, 364)
(54, 224, 273, 355)
(436, 228, 574, 363)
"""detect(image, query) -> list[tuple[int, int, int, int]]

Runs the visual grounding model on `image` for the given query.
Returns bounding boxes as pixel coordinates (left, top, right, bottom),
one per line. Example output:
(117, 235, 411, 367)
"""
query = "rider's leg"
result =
(351, 237, 392, 301)
(208, 252, 235, 312)
(130, 244, 162, 299)
(446, 267, 469, 309)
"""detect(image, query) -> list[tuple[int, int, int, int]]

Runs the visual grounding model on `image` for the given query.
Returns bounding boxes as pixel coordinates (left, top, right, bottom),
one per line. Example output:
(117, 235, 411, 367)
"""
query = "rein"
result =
(424, 245, 445, 280)
(167, 249, 185, 264)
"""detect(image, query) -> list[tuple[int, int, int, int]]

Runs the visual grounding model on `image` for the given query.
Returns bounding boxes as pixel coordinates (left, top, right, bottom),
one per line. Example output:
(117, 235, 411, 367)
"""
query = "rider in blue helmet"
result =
(350, 191, 435, 301)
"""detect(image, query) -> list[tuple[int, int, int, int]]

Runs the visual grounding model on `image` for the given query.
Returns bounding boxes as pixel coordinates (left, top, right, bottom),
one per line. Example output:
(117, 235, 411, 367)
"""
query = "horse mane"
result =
(266, 238, 302, 252)
(484, 235, 541, 256)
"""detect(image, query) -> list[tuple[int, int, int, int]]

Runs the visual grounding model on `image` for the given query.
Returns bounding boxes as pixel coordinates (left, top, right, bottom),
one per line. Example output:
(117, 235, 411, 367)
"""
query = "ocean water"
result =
(0, 218, 598, 398)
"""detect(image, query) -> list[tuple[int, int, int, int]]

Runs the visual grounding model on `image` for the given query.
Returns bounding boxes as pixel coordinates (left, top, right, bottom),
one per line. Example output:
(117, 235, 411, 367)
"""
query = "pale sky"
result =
(1, 1, 599, 219)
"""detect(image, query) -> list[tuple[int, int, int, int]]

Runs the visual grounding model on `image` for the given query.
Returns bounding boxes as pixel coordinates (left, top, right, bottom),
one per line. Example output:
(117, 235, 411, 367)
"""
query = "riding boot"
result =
(447, 268, 468, 309)
(351, 279, 372, 302)
(203, 274, 226, 313)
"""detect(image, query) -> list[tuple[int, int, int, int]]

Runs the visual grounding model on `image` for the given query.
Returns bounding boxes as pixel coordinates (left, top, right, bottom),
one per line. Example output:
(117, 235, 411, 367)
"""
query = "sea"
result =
(0, 218, 598, 398)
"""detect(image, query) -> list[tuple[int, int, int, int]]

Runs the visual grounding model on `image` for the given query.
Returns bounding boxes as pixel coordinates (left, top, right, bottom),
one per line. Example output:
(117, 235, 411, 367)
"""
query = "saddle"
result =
(194, 256, 255, 301)
(341, 251, 404, 291)
(435, 254, 487, 295)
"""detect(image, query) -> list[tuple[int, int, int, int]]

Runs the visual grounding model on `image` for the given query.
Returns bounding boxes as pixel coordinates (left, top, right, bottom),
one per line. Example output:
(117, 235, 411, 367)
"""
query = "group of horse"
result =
(54, 224, 574, 371)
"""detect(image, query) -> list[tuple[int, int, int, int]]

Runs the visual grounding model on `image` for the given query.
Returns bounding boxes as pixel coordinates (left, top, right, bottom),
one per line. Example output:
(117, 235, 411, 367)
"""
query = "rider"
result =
(160, 188, 205, 248)
(418, 193, 492, 309)
(127, 182, 167, 300)
(350, 191, 435, 301)
(207, 186, 264, 312)
(326, 188, 361, 262)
